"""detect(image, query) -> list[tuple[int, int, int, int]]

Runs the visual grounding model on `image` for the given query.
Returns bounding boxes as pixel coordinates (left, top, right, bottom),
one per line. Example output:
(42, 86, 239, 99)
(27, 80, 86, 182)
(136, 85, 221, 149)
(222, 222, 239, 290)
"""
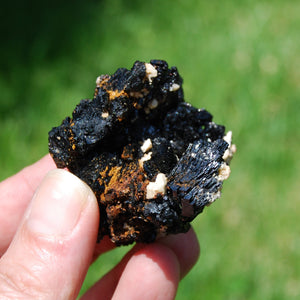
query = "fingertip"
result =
(112, 243, 180, 300)
(136, 243, 181, 283)
(157, 227, 200, 278)
(26, 169, 97, 238)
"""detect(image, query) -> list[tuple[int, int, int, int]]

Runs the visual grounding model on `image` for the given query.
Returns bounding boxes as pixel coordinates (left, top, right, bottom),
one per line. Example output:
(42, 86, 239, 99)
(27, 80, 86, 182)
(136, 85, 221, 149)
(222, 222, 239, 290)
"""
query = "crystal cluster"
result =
(48, 60, 235, 245)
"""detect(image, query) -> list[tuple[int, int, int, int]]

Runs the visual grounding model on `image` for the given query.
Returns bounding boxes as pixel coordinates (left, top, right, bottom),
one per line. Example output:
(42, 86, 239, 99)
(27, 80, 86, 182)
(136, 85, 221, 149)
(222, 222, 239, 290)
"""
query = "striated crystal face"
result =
(48, 60, 235, 246)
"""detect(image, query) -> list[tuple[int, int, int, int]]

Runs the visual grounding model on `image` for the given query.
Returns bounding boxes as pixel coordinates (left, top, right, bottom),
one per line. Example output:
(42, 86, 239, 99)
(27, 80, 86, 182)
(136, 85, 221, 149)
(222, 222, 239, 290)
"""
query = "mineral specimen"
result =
(48, 60, 236, 246)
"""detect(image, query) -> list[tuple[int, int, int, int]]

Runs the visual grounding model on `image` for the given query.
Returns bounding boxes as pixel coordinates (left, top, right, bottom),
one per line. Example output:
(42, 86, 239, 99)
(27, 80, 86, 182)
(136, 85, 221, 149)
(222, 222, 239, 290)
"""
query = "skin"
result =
(0, 155, 200, 299)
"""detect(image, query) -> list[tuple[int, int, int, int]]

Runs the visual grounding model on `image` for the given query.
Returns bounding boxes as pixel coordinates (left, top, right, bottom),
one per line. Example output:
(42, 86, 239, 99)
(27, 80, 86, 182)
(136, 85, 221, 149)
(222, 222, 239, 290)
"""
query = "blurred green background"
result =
(1, 0, 299, 299)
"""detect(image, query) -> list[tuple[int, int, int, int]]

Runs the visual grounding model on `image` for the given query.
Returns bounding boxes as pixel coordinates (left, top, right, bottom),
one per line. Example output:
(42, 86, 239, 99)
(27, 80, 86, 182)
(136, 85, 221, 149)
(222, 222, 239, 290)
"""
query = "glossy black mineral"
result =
(48, 60, 235, 246)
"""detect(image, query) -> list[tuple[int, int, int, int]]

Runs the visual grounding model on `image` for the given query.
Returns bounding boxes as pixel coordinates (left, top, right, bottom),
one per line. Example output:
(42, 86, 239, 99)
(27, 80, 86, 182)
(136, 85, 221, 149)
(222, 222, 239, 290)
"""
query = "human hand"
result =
(0, 155, 200, 299)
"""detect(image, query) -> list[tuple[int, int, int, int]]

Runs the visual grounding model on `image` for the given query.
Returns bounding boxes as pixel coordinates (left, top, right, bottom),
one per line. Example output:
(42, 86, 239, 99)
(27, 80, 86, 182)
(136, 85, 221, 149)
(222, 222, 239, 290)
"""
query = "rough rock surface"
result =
(48, 60, 236, 246)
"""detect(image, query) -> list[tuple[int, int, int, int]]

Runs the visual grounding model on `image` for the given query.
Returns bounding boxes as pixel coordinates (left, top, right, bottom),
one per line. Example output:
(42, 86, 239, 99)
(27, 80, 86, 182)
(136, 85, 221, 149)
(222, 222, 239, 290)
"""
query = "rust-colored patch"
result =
(107, 89, 128, 101)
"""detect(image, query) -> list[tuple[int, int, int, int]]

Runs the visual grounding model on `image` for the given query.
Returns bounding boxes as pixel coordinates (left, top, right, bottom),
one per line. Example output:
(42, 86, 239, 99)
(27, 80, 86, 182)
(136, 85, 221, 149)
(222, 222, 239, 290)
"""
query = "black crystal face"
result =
(48, 60, 235, 246)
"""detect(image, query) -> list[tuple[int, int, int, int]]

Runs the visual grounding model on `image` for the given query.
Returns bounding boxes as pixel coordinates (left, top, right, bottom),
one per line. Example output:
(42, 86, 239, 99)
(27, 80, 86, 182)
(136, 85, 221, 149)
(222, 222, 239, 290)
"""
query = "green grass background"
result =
(1, 0, 299, 299)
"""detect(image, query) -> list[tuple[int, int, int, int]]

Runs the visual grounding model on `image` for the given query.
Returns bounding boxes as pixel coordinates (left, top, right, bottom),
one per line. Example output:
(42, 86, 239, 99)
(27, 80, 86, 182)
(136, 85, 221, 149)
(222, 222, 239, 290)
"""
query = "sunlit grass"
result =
(1, 0, 299, 299)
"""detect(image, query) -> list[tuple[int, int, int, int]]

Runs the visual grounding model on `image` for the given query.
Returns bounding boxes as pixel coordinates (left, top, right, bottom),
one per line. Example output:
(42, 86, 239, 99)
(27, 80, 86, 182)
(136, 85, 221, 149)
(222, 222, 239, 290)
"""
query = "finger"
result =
(112, 243, 180, 300)
(0, 155, 56, 255)
(81, 228, 200, 300)
(0, 169, 99, 299)
(157, 227, 200, 278)
(81, 244, 142, 300)
(82, 244, 179, 300)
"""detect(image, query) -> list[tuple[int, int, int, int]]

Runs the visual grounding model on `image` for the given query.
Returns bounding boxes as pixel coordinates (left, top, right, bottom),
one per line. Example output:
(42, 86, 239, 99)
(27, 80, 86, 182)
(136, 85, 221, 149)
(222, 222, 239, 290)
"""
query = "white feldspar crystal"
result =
(96, 76, 101, 86)
(141, 138, 153, 153)
(146, 173, 168, 199)
(101, 112, 109, 118)
(222, 131, 236, 164)
(139, 152, 152, 168)
(169, 83, 180, 92)
(217, 163, 231, 181)
(145, 63, 158, 84)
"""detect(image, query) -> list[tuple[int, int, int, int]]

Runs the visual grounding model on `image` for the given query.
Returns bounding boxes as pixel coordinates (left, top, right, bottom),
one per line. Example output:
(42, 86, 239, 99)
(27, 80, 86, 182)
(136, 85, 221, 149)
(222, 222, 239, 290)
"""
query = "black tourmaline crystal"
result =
(48, 60, 235, 246)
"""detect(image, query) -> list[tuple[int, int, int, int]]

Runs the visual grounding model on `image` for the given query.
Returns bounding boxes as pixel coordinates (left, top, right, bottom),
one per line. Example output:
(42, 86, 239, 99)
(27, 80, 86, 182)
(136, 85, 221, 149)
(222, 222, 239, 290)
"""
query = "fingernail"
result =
(27, 169, 94, 237)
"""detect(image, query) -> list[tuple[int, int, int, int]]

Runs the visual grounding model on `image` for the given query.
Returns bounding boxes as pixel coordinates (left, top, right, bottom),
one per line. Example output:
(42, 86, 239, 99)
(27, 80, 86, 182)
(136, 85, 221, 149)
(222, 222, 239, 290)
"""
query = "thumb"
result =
(0, 169, 99, 299)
